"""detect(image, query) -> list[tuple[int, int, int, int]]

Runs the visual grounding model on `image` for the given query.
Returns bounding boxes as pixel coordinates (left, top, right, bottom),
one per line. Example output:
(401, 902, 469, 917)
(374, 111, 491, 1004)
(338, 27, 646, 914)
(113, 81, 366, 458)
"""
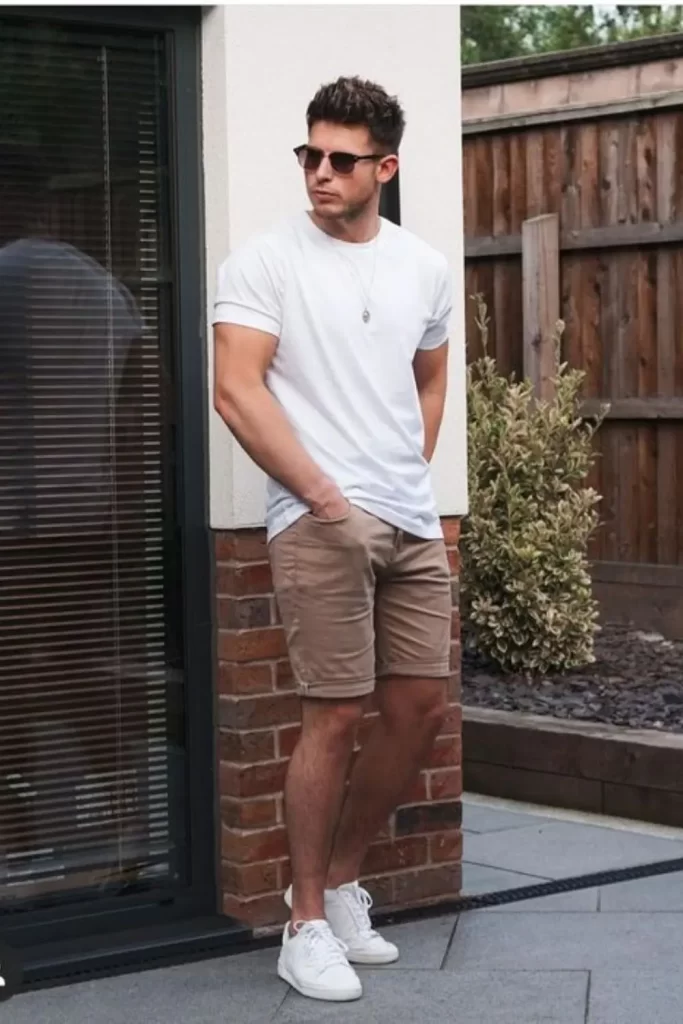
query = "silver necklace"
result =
(328, 229, 380, 324)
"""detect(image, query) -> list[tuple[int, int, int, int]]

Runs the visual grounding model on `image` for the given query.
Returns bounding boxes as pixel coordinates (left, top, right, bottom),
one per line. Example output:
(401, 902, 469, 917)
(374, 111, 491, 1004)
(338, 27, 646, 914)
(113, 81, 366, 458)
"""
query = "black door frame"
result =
(1, 6, 218, 952)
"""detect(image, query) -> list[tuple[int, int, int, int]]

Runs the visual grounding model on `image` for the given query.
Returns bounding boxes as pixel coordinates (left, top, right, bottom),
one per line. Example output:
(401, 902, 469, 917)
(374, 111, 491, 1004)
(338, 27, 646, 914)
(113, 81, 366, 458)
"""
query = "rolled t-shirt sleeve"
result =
(212, 238, 283, 337)
(418, 257, 453, 351)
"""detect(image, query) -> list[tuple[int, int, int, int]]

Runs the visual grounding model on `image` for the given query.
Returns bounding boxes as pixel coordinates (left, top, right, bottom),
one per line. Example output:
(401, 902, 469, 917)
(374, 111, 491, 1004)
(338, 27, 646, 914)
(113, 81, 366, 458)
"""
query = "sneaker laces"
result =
(296, 921, 350, 970)
(339, 885, 379, 939)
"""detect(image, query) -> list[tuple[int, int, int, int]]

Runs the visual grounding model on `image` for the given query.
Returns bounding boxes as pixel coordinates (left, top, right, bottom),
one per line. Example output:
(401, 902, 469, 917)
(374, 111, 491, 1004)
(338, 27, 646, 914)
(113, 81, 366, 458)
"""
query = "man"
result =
(213, 76, 453, 1003)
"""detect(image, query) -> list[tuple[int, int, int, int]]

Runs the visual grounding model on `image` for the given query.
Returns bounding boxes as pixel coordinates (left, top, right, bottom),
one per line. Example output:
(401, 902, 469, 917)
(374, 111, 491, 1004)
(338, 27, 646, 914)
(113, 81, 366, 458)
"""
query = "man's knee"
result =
(379, 679, 449, 735)
(301, 697, 365, 750)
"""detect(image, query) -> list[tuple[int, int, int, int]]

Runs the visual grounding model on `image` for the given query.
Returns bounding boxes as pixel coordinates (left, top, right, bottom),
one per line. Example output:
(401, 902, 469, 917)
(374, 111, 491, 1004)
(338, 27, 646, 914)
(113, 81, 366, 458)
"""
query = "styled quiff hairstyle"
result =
(306, 76, 406, 154)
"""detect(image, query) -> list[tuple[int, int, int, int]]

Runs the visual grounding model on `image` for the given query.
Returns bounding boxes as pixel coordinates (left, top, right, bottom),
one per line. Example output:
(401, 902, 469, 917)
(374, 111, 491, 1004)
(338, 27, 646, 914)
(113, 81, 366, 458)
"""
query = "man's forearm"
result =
(215, 383, 340, 511)
(419, 388, 446, 462)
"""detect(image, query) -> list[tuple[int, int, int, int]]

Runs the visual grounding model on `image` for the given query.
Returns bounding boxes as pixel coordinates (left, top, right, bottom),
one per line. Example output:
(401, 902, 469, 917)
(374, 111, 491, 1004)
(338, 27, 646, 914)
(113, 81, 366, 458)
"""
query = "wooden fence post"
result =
(522, 213, 560, 401)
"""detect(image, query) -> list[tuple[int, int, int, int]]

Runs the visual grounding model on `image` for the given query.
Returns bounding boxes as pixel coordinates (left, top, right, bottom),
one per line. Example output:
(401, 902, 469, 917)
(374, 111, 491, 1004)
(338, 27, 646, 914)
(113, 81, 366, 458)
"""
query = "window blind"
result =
(0, 20, 183, 909)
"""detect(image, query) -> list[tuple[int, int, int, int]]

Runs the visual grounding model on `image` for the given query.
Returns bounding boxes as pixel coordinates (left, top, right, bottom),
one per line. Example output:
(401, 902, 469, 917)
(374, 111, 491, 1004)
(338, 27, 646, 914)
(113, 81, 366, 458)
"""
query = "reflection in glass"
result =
(0, 24, 184, 910)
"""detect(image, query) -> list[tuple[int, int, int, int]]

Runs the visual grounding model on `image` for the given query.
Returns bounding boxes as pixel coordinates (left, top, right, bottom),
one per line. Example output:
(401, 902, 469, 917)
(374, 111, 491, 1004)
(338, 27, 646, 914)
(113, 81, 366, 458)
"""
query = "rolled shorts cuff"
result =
(295, 676, 376, 700)
(376, 660, 452, 680)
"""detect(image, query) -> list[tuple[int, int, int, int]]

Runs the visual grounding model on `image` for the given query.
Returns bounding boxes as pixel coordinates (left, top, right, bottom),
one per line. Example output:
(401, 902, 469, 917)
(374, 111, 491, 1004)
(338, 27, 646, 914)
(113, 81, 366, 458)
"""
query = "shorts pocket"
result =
(306, 507, 352, 526)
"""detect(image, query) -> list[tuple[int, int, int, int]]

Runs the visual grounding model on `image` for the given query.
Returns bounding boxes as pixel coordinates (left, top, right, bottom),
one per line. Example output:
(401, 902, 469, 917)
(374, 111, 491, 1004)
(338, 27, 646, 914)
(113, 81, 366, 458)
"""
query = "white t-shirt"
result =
(213, 212, 452, 542)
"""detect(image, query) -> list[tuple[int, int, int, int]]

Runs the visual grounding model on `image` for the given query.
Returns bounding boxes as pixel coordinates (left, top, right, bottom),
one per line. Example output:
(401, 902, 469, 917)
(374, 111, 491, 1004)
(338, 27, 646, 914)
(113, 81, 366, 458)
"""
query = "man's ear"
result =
(377, 155, 398, 185)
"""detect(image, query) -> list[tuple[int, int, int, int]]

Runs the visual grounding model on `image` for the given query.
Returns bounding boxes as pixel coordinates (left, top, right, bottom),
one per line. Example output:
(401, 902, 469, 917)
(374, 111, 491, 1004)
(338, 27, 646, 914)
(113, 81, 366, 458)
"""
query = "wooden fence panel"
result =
(522, 214, 560, 401)
(463, 103, 683, 634)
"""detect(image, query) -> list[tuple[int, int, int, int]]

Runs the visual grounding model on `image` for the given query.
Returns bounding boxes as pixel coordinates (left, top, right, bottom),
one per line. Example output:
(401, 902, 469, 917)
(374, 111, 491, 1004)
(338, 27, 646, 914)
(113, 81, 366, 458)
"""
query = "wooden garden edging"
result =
(463, 706, 683, 829)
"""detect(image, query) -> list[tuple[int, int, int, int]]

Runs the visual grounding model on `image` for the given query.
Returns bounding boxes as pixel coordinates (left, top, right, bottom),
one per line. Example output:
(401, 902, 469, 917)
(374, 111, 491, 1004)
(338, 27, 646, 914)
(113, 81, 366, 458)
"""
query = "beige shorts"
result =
(269, 505, 452, 699)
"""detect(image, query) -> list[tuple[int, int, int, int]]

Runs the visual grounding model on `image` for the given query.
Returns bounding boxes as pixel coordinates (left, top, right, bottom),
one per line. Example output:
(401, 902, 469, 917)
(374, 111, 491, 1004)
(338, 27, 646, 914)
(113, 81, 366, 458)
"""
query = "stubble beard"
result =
(313, 190, 376, 227)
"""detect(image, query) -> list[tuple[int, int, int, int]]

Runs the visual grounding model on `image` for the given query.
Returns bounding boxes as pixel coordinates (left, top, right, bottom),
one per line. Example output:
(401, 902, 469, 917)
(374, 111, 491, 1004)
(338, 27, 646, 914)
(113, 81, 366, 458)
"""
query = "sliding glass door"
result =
(0, 10, 213, 940)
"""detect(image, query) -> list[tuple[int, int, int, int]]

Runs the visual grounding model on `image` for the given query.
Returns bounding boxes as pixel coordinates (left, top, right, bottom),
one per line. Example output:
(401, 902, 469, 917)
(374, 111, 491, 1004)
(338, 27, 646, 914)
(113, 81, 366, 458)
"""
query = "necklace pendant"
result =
(362, 308, 370, 324)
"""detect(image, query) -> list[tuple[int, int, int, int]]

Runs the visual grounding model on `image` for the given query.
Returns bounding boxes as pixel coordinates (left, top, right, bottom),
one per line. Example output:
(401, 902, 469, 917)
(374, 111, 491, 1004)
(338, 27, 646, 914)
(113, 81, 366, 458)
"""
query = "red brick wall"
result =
(216, 517, 462, 931)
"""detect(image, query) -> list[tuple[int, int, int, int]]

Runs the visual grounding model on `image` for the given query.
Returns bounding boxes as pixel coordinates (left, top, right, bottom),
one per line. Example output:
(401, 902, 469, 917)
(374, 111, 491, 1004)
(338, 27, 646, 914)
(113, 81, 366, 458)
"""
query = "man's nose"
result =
(313, 156, 334, 183)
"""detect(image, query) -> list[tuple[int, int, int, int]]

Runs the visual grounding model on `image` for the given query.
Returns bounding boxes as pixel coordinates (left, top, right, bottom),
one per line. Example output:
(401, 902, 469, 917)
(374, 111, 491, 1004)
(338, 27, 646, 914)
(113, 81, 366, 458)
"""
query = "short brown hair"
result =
(306, 76, 405, 154)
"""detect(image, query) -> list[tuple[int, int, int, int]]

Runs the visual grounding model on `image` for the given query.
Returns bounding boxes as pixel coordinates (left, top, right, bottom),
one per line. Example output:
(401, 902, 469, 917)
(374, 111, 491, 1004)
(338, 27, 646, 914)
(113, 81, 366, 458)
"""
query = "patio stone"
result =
(589, 970, 683, 1024)
(463, 820, 683, 879)
(446, 911, 683, 971)
(5, 956, 287, 1024)
(276, 968, 588, 1023)
(599, 871, 683, 911)
(462, 801, 555, 834)
(373, 915, 457, 969)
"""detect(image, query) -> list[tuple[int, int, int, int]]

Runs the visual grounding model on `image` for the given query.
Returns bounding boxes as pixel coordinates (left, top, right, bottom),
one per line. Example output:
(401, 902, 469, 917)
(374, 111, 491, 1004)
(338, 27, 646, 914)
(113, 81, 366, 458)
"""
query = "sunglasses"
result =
(294, 144, 383, 177)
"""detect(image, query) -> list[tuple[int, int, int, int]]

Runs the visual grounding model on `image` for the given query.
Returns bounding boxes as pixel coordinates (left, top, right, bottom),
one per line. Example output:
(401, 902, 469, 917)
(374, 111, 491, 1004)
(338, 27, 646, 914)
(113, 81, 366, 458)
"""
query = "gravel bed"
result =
(462, 622, 683, 734)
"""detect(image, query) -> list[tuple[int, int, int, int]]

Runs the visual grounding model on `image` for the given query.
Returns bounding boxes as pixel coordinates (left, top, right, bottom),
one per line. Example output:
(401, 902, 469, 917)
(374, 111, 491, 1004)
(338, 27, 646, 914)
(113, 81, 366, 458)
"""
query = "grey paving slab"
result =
(463, 860, 549, 892)
(5, 956, 286, 1024)
(462, 801, 555, 834)
(219, 942, 283, 971)
(462, 860, 599, 909)
(446, 911, 683, 971)
(463, 820, 683, 879)
(276, 969, 588, 1024)
(599, 871, 683, 911)
(589, 971, 683, 1024)
(375, 914, 457, 968)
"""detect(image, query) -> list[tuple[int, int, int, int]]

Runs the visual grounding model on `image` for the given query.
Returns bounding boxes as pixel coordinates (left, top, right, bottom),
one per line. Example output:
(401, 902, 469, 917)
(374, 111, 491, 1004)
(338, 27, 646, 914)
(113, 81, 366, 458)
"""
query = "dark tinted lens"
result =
(297, 146, 323, 171)
(295, 146, 360, 175)
(329, 152, 357, 175)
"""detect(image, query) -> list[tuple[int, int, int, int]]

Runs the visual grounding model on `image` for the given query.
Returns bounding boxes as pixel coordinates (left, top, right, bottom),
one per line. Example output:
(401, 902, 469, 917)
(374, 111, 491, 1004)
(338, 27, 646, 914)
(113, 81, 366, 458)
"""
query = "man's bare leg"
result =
(326, 678, 448, 890)
(286, 696, 365, 923)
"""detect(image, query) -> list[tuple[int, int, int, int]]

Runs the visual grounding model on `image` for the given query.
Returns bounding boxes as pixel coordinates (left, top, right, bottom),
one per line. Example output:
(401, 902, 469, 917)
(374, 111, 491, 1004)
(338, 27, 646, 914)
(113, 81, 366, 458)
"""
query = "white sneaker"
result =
(284, 882, 399, 965)
(277, 919, 363, 1002)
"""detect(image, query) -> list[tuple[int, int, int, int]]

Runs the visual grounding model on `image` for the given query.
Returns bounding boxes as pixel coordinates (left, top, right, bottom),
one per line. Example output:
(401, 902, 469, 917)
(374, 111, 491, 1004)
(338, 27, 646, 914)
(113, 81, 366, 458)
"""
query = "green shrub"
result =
(461, 297, 607, 675)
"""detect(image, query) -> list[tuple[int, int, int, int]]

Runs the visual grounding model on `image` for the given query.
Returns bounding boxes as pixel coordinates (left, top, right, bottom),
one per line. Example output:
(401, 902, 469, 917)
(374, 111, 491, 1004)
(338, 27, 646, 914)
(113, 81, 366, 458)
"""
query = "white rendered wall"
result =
(202, 4, 468, 530)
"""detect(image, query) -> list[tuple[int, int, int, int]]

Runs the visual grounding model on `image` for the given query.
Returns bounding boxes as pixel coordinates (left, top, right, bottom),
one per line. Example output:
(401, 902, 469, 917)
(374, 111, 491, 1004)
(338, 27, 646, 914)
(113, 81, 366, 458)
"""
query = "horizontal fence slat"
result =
(462, 89, 683, 136)
(581, 398, 683, 421)
(466, 221, 683, 260)
(592, 561, 683, 589)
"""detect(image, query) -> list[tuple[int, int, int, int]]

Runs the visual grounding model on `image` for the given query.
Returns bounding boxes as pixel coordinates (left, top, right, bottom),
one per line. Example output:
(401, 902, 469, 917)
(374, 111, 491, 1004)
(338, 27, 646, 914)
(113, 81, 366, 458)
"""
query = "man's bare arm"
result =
(413, 343, 449, 462)
(213, 322, 347, 518)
